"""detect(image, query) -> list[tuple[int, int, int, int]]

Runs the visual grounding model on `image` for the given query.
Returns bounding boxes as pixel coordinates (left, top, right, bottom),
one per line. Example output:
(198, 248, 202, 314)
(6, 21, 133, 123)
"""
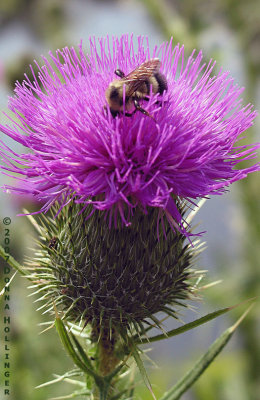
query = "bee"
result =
(105, 58, 167, 118)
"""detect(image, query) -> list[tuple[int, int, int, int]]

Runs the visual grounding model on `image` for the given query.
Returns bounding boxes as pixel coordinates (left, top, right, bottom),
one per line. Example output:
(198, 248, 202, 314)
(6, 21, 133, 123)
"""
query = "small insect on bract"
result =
(48, 237, 58, 250)
(105, 58, 167, 118)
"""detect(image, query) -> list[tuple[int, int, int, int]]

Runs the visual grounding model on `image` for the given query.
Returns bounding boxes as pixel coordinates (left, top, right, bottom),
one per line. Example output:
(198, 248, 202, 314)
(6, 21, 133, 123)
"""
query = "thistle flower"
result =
(0, 34, 259, 233)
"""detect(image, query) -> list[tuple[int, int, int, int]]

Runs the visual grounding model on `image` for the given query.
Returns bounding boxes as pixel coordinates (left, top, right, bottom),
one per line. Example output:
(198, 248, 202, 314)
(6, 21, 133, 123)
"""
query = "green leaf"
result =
(55, 315, 98, 379)
(137, 304, 244, 345)
(70, 334, 94, 371)
(159, 306, 253, 400)
(130, 342, 156, 400)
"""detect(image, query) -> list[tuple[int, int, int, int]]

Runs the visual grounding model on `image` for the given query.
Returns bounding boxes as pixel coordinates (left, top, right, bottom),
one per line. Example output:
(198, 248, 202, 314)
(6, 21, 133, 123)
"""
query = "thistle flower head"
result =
(0, 34, 259, 233)
(27, 202, 201, 337)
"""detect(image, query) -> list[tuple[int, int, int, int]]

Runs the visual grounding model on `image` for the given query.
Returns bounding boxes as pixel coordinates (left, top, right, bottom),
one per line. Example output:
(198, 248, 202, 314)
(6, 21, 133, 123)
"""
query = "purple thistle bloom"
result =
(0, 34, 259, 233)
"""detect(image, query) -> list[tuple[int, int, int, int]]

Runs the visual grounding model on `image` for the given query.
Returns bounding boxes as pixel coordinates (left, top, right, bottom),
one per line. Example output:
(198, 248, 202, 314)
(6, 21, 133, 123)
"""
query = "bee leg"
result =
(114, 69, 125, 78)
(133, 99, 154, 119)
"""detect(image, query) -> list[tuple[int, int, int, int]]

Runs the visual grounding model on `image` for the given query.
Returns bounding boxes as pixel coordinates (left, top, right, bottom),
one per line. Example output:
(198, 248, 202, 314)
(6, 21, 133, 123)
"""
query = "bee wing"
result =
(123, 58, 161, 97)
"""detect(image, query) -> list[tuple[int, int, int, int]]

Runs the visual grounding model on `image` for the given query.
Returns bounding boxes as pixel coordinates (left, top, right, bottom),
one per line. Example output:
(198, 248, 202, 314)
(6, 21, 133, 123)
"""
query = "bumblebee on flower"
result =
(0, 34, 259, 234)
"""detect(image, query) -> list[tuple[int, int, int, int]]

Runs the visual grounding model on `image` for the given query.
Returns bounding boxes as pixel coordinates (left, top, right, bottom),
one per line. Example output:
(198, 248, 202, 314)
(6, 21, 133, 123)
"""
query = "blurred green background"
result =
(0, 0, 259, 399)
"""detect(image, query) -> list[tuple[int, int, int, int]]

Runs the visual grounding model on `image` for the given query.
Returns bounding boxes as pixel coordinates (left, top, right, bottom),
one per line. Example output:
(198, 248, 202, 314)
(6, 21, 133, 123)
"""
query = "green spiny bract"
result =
(27, 202, 201, 339)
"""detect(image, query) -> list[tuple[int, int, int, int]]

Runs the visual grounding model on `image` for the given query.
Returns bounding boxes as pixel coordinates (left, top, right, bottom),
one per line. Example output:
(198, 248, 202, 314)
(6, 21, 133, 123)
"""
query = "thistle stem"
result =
(0, 244, 26, 276)
(98, 334, 120, 377)
(92, 325, 121, 399)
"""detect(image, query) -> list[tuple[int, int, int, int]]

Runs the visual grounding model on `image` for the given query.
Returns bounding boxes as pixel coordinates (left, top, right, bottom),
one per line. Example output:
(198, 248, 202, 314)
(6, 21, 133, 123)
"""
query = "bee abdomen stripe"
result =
(154, 72, 168, 94)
